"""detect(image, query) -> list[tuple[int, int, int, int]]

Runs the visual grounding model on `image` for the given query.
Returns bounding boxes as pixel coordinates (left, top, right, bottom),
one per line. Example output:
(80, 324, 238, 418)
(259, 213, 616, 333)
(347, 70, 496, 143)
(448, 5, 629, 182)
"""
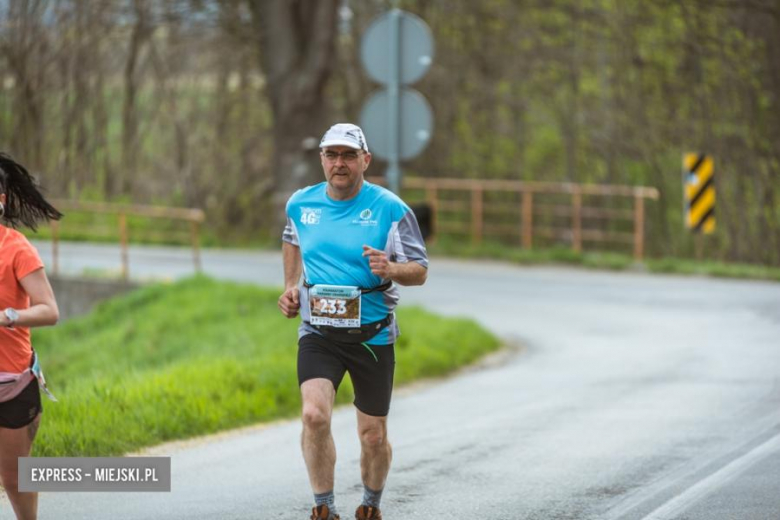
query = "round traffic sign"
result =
(360, 88, 433, 161)
(361, 10, 434, 86)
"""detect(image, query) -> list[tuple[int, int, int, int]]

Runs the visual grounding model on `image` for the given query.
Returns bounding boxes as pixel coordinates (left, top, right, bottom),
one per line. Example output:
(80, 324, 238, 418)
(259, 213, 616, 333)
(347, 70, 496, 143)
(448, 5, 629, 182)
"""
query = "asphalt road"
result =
(7, 242, 780, 520)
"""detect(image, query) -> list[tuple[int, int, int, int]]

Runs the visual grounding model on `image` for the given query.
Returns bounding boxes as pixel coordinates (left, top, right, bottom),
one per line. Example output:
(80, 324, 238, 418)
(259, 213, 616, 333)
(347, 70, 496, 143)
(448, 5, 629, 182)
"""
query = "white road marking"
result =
(640, 431, 780, 520)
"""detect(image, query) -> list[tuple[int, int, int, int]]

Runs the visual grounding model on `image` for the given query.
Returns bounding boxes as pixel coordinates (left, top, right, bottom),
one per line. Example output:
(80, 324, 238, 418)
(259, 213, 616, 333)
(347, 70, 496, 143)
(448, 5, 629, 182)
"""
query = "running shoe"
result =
(355, 505, 382, 519)
(310, 504, 340, 520)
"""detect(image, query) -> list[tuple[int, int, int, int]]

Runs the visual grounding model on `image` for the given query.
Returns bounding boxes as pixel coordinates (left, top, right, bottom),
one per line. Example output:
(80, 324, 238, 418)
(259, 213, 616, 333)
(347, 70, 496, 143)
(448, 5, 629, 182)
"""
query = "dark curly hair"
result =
(0, 153, 63, 231)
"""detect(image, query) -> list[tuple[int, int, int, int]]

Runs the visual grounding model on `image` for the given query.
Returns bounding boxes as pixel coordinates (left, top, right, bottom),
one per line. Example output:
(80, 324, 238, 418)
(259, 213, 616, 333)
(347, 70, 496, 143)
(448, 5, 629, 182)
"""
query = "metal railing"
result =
(49, 200, 206, 280)
(370, 177, 660, 260)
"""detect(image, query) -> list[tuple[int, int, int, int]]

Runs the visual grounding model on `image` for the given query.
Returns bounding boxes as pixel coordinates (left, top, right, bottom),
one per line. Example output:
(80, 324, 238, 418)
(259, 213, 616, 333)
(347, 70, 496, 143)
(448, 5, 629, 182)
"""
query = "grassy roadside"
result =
(644, 257, 780, 281)
(27, 217, 780, 282)
(429, 239, 780, 282)
(31, 276, 500, 457)
(29, 219, 780, 282)
(26, 212, 277, 249)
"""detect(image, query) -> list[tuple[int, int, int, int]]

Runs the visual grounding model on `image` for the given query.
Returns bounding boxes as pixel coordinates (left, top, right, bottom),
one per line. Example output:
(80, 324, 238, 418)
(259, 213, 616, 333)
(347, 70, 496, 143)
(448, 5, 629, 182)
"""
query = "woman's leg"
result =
(0, 414, 40, 520)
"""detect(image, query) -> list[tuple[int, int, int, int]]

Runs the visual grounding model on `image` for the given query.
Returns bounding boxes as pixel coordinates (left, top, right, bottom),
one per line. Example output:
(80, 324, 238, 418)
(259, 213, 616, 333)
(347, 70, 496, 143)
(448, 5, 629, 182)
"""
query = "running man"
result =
(278, 123, 428, 520)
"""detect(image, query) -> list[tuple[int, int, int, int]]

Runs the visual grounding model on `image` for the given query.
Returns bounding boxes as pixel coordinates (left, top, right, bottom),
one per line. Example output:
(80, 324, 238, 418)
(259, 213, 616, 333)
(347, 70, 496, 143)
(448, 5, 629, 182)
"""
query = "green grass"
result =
(428, 238, 780, 282)
(645, 257, 780, 281)
(28, 217, 780, 282)
(31, 276, 501, 456)
(29, 211, 199, 247)
(27, 213, 279, 249)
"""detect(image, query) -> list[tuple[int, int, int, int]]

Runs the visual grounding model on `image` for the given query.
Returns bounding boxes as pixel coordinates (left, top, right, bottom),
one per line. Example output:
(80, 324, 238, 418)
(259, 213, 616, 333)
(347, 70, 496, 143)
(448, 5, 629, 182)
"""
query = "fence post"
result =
(634, 193, 645, 261)
(572, 187, 582, 253)
(522, 191, 533, 249)
(471, 184, 483, 245)
(118, 213, 129, 281)
(51, 220, 60, 277)
(190, 220, 202, 273)
(426, 183, 438, 242)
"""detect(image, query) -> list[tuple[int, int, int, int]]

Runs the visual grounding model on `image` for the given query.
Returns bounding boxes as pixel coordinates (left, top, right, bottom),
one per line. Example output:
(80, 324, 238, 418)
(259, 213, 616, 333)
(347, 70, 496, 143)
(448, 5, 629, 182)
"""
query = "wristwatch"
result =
(3, 308, 19, 329)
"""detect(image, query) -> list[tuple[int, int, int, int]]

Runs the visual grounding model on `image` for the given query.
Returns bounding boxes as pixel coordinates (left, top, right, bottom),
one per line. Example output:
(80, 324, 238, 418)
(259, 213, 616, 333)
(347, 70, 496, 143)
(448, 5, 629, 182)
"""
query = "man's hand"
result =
(363, 244, 428, 286)
(278, 287, 300, 318)
(363, 245, 393, 278)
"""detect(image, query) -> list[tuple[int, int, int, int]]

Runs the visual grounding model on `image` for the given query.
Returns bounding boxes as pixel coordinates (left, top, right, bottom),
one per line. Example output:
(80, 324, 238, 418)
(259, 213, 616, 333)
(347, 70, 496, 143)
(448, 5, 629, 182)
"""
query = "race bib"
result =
(309, 285, 361, 328)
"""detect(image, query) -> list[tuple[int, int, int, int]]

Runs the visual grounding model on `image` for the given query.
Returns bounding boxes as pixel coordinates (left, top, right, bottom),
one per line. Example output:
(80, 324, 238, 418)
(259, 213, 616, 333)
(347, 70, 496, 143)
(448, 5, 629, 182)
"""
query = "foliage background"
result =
(1, 0, 778, 263)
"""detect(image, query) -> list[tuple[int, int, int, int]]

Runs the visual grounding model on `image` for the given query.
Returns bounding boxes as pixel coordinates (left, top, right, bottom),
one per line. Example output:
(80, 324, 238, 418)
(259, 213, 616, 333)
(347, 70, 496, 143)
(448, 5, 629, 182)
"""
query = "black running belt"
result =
(303, 280, 392, 294)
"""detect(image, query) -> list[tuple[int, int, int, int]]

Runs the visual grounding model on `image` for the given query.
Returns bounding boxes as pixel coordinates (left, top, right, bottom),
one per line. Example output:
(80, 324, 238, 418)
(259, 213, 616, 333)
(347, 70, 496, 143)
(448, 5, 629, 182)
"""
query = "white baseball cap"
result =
(319, 123, 369, 152)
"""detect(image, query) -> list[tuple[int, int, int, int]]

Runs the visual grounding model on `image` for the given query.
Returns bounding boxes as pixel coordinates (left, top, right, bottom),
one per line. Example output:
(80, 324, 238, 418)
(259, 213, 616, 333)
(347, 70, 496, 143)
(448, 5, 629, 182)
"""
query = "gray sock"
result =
(361, 485, 383, 508)
(314, 490, 338, 518)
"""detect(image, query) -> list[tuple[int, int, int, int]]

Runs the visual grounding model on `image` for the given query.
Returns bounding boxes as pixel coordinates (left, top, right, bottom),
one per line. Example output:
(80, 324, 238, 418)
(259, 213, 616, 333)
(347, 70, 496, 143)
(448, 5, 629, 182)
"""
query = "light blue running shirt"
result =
(283, 181, 428, 345)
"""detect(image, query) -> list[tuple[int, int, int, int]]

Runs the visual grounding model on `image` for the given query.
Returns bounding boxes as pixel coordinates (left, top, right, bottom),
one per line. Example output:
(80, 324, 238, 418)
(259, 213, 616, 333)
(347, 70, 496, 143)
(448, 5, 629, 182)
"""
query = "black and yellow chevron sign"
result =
(683, 153, 715, 234)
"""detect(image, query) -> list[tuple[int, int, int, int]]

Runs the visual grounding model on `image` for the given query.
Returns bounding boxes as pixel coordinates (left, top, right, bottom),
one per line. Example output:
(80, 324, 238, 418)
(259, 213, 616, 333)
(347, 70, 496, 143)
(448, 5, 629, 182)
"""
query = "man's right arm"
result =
(278, 241, 302, 318)
(283, 241, 302, 289)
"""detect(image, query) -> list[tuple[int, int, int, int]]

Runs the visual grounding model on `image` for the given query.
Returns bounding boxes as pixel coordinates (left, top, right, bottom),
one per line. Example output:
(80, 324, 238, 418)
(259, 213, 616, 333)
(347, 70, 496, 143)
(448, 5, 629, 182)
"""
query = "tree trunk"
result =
(247, 0, 339, 228)
(1, 1, 48, 172)
(119, 0, 152, 198)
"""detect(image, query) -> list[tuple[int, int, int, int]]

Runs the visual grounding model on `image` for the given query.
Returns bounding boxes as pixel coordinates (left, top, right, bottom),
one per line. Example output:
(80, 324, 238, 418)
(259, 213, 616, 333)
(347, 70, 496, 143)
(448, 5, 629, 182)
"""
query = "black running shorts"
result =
(0, 378, 42, 429)
(298, 333, 395, 417)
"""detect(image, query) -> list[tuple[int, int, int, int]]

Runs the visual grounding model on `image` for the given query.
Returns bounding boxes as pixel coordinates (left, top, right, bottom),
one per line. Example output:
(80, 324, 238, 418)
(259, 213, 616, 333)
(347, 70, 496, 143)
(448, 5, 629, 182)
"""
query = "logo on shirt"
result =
(353, 208, 378, 226)
(300, 207, 322, 225)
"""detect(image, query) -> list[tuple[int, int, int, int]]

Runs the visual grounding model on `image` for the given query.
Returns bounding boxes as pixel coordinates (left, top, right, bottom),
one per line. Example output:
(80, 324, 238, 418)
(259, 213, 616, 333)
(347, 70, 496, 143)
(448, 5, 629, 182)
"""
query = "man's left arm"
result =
(362, 245, 427, 286)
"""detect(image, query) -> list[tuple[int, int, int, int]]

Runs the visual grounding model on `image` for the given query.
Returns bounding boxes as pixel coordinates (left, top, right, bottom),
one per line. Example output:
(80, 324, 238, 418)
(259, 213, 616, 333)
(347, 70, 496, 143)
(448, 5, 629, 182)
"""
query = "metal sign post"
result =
(387, 10, 401, 194)
(360, 9, 434, 194)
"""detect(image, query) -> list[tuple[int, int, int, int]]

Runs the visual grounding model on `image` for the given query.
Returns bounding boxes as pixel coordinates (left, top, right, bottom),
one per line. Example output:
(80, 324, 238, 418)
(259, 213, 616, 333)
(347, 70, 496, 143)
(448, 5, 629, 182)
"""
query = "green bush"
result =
(32, 276, 501, 456)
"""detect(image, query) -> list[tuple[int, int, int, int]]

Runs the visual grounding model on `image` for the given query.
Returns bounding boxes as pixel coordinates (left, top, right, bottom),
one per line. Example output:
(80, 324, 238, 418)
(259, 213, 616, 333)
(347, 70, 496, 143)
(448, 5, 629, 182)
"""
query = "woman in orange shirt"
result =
(0, 153, 62, 520)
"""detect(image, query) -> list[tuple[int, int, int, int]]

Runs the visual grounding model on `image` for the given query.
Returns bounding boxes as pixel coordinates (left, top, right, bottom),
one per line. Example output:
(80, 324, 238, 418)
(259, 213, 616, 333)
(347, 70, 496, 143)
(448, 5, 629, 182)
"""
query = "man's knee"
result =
(359, 423, 388, 449)
(302, 404, 331, 431)
(300, 378, 335, 432)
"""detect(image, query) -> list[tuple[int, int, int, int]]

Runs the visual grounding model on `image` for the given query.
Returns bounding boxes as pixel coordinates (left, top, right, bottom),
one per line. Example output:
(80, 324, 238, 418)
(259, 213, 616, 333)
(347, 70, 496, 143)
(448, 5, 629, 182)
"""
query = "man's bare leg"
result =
(357, 409, 391, 512)
(301, 379, 338, 517)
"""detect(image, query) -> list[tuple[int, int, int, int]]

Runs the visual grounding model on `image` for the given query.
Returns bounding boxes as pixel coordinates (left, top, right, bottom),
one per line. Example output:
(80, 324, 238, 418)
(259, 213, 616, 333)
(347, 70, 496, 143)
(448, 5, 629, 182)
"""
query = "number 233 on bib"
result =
(308, 285, 361, 328)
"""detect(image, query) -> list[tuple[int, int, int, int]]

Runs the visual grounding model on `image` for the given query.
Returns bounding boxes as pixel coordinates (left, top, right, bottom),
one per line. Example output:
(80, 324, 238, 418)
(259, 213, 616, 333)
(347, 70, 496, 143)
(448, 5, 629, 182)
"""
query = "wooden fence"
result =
(370, 177, 660, 260)
(49, 200, 206, 280)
